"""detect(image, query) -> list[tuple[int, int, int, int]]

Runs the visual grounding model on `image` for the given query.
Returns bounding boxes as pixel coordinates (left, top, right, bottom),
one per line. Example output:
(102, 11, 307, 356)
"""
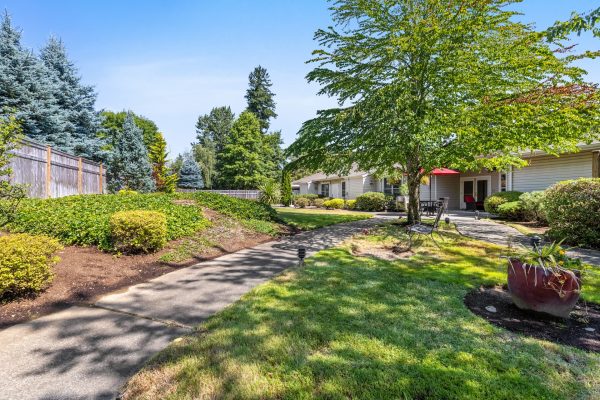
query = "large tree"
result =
(100, 110, 160, 151)
(195, 106, 234, 153)
(192, 140, 217, 189)
(219, 111, 270, 189)
(40, 36, 103, 161)
(178, 153, 204, 190)
(287, 0, 600, 223)
(107, 113, 155, 193)
(245, 66, 277, 133)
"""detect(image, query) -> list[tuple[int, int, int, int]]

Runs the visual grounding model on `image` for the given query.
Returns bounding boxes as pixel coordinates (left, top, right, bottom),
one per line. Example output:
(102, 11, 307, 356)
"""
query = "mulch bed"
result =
(0, 212, 275, 330)
(465, 286, 600, 352)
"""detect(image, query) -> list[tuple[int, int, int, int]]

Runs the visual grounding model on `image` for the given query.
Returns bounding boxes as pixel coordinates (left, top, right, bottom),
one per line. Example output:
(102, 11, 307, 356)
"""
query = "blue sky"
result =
(1, 1, 599, 156)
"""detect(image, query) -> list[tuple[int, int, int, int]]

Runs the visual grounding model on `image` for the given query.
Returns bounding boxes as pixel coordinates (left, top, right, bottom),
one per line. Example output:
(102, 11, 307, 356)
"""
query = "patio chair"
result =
(464, 195, 483, 211)
(407, 202, 446, 249)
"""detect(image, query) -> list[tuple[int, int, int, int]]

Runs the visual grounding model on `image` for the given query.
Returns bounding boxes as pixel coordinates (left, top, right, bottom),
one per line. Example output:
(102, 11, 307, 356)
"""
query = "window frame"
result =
(320, 183, 330, 197)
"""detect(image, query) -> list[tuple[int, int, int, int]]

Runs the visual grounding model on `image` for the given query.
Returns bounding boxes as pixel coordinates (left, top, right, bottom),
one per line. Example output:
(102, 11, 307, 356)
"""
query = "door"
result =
(460, 176, 491, 209)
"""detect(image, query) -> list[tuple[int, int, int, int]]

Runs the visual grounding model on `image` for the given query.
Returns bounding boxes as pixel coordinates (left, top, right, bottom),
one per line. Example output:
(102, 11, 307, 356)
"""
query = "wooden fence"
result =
(8, 138, 106, 199)
(179, 189, 260, 200)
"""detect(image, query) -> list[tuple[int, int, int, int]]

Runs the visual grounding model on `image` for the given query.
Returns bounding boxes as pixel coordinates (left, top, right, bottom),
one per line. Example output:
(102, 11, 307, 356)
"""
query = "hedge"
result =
(0, 234, 62, 297)
(7, 194, 209, 251)
(483, 191, 523, 214)
(355, 192, 386, 211)
(323, 198, 344, 209)
(110, 211, 167, 254)
(181, 192, 279, 222)
(496, 201, 523, 220)
(543, 178, 600, 248)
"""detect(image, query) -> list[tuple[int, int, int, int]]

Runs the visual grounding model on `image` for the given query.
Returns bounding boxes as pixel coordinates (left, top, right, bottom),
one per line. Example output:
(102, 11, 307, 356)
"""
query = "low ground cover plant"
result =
(0, 233, 62, 297)
(483, 191, 522, 214)
(181, 192, 279, 222)
(110, 210, 167, 254)
(543, 178, 600, 248)
(355, 191, 386, 211)
(7, 193, 209, 250)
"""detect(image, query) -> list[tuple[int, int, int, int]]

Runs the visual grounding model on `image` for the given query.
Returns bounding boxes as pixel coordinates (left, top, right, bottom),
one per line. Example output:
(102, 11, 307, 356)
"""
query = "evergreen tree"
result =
(195, 106, 234, 153)
(0, 12, 67, 149)
(280, 169, 292, 207)
(178, 153, 204, 189)
(245, 66, 277, 133)
(219, 111, 269, 189)
(263, 130, 285, 180)
(148, 132, 177, 193)
(107, 113, 155, 193)
(40, 36, 103, 160)
(192, 140, 217, 189)
(169, 153, 184, 177)
(100, 110, 160, 151)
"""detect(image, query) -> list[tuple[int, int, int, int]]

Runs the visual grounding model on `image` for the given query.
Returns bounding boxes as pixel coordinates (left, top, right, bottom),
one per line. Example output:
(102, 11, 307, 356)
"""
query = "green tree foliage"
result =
(107, 113, 155, 193)
(286, 0, 600, 223)
(169, 153, 184, 177)
(193, 141, 217, 189)
(0, 112, 26, 227)
(219, 112, 270, 189)
(148, 132, 177, 193)
(100, 110, 160, 150)
(178, 153, 204, 190)
(546, 6, 600, 40)
(281, 169, 293, 206)
(195, 106, 234, 153)
(245, 66, 277, 133)
(258, 179, 281, 205)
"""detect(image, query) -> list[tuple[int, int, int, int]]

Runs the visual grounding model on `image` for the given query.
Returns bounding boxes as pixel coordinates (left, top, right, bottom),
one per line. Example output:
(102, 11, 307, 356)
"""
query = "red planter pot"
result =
(507, 258, 581, 318)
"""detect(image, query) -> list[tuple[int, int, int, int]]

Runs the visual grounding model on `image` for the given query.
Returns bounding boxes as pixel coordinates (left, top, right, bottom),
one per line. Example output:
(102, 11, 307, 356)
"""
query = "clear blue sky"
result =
(1, 0, 598, 156)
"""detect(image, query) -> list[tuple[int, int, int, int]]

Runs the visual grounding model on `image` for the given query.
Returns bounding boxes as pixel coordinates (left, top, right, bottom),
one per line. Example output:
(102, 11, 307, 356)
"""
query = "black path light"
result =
(298, 247, 306, 265)
(530, 235, 542, 252)
(445, 217, 450, 225)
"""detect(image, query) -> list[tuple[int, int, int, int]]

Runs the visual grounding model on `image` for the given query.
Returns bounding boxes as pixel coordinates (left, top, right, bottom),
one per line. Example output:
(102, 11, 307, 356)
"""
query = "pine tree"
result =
(148, 132, 177, 193)
(192, 140, 217, 189)
(281, 169, 292, 207)
(0, 12, 67, 149)
(195, 106, 234, 153)
(40, 36, 103, 160)
(219, 111, 270, 189)
(100, 110, 160, 151)
(107, 113, 155, 193)
(178, 153, 204, 189)
(245, 66, 277, 133)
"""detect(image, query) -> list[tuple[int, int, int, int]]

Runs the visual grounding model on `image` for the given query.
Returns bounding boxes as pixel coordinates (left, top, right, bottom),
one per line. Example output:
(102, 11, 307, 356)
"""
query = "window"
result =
(341, 181, 346, 198)
(383, 178, 401, 197)
(500, 173, 507, 192)
(320, 183, 330, 197)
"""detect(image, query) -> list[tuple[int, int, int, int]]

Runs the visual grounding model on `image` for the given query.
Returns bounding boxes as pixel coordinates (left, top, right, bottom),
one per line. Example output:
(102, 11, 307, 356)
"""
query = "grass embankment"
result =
(123, 225, 600, 399)
(276, 207, 372, 230)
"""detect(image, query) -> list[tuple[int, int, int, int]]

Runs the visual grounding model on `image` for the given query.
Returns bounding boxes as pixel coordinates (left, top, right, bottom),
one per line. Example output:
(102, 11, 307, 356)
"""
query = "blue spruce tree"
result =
(178, 153, 204, 189)
(107, 113, 155, 193)
(40, 36, 104, 160)
(0, 12, 68, 148)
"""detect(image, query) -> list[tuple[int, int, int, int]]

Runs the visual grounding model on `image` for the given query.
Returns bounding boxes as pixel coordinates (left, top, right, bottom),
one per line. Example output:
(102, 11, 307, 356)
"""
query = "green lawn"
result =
(276, 207, 372, 230)
(123, 225, 600, 399)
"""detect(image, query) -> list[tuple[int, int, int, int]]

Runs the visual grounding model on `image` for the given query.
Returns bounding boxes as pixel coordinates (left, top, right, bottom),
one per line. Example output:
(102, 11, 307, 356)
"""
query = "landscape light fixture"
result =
(530, 235, 542, 251)
(298, 247, 306, 264)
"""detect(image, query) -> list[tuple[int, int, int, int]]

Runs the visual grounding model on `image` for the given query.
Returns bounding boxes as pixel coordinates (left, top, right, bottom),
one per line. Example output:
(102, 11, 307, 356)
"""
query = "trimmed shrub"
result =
(496, 201, 523, 220)
(313, 198, 326, 208)
(484, 191, 523, 214)
(294, 197, 309, 208)
(543, 178, 600, 248)
(0, 234, 62, 297)
(110, 210, 167, 254)
(355, 192, 386, 211)
(323, 198, 344, 209)
(519, 191, 547, 224)
(9, 194, 209, 251)
(345, 199, 357, 210)
(293, 194, 319, 206)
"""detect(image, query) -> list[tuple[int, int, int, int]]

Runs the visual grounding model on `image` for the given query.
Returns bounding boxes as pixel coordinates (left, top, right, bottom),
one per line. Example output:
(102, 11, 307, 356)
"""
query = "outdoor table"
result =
(419, 200, 439, 216)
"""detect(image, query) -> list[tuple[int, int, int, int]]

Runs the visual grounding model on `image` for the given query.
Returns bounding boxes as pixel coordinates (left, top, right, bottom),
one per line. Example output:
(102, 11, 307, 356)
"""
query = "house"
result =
(292, 143, 600, 210)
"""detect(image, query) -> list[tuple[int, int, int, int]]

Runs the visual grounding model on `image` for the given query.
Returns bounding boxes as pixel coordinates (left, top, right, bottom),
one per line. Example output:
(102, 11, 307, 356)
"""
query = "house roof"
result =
(292, 166, 369, 184)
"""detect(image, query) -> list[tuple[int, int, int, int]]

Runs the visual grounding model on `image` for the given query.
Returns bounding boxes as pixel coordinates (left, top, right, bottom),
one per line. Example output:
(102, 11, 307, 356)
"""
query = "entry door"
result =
(476, 179, 488, 202)
(460, 176, 491, 209)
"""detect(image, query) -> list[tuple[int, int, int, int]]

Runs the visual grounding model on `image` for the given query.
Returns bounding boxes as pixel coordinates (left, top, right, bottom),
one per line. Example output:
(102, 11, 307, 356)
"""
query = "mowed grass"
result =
(123, 225, 600, 400)
(276, 207, 372, 230)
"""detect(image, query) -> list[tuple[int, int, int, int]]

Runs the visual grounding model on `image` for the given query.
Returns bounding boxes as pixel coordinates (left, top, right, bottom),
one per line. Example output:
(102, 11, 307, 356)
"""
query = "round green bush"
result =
(323, 198, 344, 209)
(0, 233, 62, 297)
(355, 192, 386, 211)
(313, 198, 326, 208)
(110, 210, 168, 254)
(294, 197, 309, 208)
(345, 199, 357, 210)
(496, 201, 523, 220)
(483, 191, 523, 214)
(519, 191, 547, 224)
(543, 178, 600, 248)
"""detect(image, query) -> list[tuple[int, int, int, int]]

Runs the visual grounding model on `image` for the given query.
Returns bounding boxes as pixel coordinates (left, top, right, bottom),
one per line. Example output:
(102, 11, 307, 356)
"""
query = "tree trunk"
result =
(406, 173, 421, 224)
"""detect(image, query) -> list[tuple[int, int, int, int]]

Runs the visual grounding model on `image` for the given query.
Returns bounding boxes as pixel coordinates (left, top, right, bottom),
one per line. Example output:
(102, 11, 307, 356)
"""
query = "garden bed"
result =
(465, 286, 599, 352)
(0, 211, 274, 330)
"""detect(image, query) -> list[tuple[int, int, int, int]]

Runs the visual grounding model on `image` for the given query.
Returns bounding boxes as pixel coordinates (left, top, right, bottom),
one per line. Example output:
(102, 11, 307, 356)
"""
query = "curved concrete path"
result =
(0, 217, 381, 400)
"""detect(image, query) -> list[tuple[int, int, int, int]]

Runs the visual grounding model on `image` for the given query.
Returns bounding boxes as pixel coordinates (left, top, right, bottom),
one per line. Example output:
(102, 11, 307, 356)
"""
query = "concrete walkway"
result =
(0, 218, 381, 400)
(449, 214, 600, 266)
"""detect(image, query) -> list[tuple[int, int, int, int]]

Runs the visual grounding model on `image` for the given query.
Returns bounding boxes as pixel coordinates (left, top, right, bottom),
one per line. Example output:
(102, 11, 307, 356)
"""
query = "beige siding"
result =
(513, 152, 593, 192)
(432, 175, 460, 209)
(363, 175, 376, 193)
(347, 176, 364, 199)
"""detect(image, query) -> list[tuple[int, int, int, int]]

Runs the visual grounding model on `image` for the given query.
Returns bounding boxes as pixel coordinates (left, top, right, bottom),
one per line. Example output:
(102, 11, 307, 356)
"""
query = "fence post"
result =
(78, 157, 83, 194)
(98, 163, 104, 194)
(45, 146, 52, 198)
